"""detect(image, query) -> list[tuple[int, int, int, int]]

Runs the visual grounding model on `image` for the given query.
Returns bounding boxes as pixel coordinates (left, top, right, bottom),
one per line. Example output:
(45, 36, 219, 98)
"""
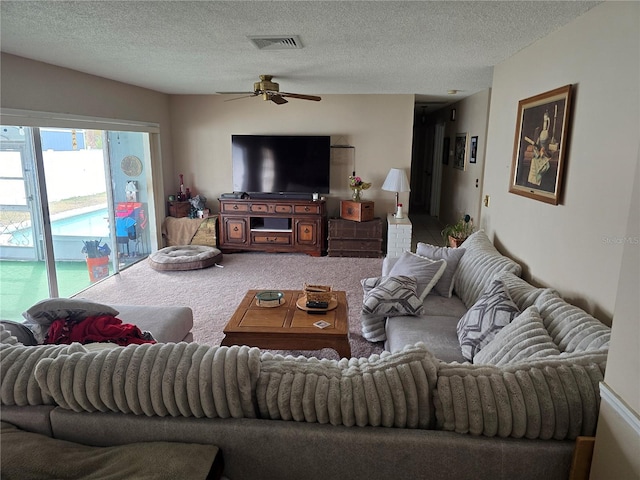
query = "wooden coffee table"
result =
(221, 290, 351, 358)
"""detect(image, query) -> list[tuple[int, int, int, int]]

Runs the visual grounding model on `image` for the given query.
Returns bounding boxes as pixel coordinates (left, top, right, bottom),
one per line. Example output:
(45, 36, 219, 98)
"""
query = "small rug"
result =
(76, 252, 385, 360)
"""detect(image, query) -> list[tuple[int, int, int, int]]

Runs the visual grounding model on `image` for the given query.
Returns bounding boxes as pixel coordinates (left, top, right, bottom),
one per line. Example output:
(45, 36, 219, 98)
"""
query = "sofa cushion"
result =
(257, 342, 439, 429)
(34, 343, 261, 419)
(473, 306, 561, 365)
(416, 242, 466, 297)
(1, 421, 223, 480)
(110, 304, 194, 344)
(453, 230, 522, 309)
(495, 272, 558, 312)
(388, 251, 447, 300)
(434, 352, 608, 440)
(22, 298, 119, 344)
(361, 276, 424, 317)
(0, 320, 37, 346)
(0, 326, 87, 406)
(456, 279, 520, 361)
(534, 290, 611, 353)
(422, 294, 468, 319)
(385, 315, 465, 363)
(360, 313, 388, 343)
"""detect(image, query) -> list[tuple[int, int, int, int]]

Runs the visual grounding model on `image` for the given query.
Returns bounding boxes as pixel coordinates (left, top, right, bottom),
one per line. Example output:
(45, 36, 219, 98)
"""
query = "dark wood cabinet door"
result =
(295, 219, 318, 246)
(223, 217, 248, 245)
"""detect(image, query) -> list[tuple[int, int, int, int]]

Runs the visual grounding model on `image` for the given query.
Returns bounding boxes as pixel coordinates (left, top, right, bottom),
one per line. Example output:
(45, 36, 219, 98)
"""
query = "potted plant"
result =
(441, 214, 475, 248)
(348, 175, 371, 202)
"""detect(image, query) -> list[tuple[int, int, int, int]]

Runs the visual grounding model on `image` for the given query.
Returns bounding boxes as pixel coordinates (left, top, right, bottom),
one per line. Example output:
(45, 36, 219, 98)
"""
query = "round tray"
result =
(255, 290, 285, 308)
(296, 295, 338, 312)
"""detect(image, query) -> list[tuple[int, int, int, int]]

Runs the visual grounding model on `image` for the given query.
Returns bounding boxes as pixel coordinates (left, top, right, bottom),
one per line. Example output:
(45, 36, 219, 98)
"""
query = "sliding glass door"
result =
(0, 125, 154, 322)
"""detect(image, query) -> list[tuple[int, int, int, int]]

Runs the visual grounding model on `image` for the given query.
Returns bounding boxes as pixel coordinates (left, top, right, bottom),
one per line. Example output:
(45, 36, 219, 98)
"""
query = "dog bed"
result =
(148, 245, 222, 271)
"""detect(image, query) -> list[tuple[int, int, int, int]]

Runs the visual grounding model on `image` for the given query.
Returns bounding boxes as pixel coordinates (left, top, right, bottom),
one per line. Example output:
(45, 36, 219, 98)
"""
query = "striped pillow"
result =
(473, 306, 561, 365)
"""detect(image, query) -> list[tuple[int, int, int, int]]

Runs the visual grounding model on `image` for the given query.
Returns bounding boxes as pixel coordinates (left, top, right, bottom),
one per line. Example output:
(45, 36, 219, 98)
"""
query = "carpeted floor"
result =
(75, 252, 385, 360)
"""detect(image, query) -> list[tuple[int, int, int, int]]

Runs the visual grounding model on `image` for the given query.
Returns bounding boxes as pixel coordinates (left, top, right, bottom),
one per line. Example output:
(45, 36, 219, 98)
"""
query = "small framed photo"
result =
(454, 132, 468, 171)
(442, 137, 450, 165)
(470, 136, 478, 164)
(509, 84, 573, 205)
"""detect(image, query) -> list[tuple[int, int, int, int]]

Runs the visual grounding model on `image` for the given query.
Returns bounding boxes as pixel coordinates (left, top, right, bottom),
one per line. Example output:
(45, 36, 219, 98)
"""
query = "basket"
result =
(303, 283, 333, 303)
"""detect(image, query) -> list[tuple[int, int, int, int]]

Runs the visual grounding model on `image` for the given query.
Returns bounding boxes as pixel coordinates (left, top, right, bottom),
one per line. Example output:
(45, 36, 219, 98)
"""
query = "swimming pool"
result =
(9, 206, 110, 246)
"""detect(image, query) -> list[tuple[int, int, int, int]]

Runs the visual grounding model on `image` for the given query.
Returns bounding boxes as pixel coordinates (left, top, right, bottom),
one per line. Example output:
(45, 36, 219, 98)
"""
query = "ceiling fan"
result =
(225, 75, 321, 105)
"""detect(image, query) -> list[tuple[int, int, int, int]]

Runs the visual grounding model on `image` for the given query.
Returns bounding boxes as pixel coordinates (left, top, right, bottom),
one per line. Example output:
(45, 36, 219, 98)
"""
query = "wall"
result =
(483, 4, 639, 475)
(0, 53, 173, 244)
(589, 152, 639, 479)
(481, 2, 639, 321)
(168, 94, 415, 219)
(439, 89, 491, 227)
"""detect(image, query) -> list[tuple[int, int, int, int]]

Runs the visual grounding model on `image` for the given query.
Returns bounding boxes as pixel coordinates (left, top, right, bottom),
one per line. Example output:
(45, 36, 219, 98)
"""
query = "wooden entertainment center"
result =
(218, 198, 326, 256)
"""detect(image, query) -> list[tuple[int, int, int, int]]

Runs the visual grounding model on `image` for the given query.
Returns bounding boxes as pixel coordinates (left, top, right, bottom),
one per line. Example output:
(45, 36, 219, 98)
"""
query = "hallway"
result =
(409, 214, 446, 251)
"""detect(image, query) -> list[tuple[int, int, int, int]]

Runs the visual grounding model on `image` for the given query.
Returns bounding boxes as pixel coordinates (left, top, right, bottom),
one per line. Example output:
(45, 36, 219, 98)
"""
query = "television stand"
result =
(218, 197, 326, 256)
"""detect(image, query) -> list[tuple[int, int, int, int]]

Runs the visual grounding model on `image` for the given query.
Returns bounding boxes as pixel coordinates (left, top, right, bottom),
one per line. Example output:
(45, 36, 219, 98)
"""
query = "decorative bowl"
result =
(255, 290, 285, 308)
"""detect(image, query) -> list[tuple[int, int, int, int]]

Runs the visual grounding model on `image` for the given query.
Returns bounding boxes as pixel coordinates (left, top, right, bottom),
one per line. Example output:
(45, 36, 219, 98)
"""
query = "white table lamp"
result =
(381, 168, 410, 217)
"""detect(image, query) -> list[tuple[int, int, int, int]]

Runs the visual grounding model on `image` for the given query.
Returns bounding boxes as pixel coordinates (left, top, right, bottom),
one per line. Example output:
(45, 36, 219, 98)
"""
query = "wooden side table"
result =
(327, 217, 383, 258)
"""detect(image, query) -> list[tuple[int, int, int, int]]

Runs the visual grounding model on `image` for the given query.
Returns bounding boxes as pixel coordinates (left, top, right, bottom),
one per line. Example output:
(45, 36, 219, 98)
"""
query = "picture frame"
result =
(470, 136, 478, 164)
(442, 137, 450, 165)
(509, 84, 573, 205)
(453, 132, 468, 170)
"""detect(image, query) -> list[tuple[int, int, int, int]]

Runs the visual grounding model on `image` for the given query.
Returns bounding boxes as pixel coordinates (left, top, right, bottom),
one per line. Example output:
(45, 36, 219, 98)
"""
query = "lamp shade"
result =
(381, 168, 411, 193)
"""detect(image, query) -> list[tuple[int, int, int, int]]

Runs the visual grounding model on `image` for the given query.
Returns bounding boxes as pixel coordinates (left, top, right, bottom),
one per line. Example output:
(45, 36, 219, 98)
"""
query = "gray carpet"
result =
(76, 252, 385, 360)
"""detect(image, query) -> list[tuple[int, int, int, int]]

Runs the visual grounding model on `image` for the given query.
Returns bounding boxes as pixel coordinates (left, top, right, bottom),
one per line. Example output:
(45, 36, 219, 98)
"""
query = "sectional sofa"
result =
(0, 232, 610, 480)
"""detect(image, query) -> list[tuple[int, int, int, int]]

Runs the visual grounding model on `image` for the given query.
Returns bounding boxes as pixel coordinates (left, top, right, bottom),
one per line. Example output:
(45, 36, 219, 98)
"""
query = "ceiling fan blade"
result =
(270, 94, 288, 105)
(280, 92, 322, 102)
(223, 93, 258, 102)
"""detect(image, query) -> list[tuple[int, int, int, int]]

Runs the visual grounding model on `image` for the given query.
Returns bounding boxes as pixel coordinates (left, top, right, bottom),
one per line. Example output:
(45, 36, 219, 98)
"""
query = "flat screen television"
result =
(232, 135, 331, 196)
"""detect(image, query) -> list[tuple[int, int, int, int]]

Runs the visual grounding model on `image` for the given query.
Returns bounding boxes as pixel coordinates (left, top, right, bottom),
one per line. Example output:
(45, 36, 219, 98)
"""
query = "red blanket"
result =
(45, 315, 156, 346)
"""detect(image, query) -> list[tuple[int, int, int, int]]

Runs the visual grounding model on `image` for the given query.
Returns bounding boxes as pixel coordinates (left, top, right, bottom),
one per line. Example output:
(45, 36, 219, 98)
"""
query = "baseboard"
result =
(599, 382, 640, 436)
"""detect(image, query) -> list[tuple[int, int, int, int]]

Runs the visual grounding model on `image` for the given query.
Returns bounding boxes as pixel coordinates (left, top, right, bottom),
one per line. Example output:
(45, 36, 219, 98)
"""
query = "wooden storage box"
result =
(168, 200, 191, 218)
(340, 200, 374, 222)
(327, 239, 383, 258)
(327, 217, 383, 258)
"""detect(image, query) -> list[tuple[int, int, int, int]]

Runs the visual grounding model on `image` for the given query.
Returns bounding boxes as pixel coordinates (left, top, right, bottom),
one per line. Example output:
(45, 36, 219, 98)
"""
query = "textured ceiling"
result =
(0, 1, 599, 105)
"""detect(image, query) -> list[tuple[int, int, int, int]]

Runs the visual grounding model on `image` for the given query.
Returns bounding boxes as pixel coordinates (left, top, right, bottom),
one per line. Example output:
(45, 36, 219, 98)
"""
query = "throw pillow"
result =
(0, 320, 37, 346)
(388, 251, 447, 300)
(22, 298, 119, 344)
(456, 278, 520, 361)
(415, 242, 466, 297)
(361, 275, 424, 317)
(473, 306, 561, 365)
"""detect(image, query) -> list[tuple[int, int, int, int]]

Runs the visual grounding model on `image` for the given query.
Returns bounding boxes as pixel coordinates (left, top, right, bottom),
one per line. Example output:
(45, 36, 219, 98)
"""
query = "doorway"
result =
(0, 125, 154, 321)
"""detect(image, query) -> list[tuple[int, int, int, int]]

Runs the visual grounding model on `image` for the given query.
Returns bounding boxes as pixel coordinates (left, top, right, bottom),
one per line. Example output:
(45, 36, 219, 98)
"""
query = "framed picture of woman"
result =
(509, 84, 573, 205)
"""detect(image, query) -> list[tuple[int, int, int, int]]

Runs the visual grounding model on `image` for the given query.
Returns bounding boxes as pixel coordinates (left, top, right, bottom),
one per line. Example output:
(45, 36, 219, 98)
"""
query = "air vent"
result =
(248, 35, 302, 50)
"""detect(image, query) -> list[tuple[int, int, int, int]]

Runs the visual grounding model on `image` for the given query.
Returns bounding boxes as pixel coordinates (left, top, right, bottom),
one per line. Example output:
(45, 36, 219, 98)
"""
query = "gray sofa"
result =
(0, 231, 610, 480)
